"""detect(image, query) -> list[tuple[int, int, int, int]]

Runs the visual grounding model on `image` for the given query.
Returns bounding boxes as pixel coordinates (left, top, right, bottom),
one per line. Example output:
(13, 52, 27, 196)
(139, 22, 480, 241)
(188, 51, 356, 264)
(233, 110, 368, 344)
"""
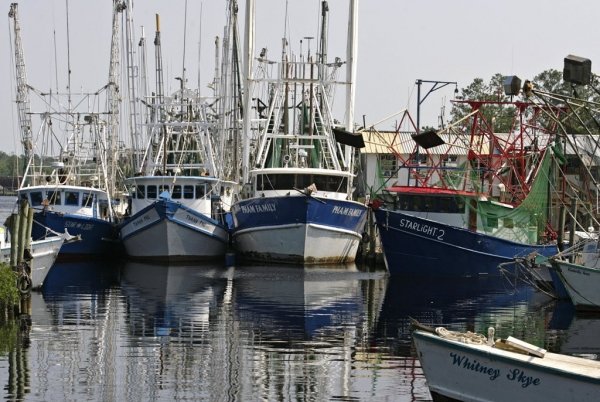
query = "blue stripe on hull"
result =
(374, 208, 557, 277)
(232, 196, 367, 264)
(31, 211, 121, 258)
(120, 199, 229, 261)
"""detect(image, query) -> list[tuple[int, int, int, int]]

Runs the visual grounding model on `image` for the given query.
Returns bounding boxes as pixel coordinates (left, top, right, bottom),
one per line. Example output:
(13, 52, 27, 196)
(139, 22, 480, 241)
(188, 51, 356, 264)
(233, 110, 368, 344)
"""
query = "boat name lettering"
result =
(399, 218, 445, 240)
(567, 267, 589, 276)
(449, 353, 540, 388)
(450, 352, 500, 381)
(331, 206, 363, 217)
(240, 204, 277, 214)
(506, 368, 541, 388)
(185, 214, 205, 226)
(64, 221, 94, 231)
(132, 214, 152, 227)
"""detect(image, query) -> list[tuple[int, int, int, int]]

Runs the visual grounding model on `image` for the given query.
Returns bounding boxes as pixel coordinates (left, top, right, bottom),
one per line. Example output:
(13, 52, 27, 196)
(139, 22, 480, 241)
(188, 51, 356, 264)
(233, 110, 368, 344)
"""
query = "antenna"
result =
(181, 0, 188, 87)
(65, 0, 72, 109)
(197, 2, 203, 92)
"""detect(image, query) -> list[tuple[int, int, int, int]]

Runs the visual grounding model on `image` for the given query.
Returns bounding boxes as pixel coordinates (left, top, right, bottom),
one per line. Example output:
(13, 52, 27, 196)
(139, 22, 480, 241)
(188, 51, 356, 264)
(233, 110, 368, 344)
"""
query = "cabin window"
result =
(183, 185, 194, 199)
(135, 185, 145, 199)
(65, 191, 79, 206)
(47, 191, 61, 205)
(313, 175, 348, 192)
(196, 185, 206, 199)
(379, 154, 397, 177)
(397, 194, 465, 214)
(256, 173, 348, 193)
(486, 216, 499, 228)
(503, 218, 514, 229)
(442, 155, 459, 166)
(82, 192, 94, 208)
(158, 185, 169, 196)
(147, 185, 157, 199)
(172, 185, 182, 199)
(564, 155, 581, 175)
(30, 192, 43, 206)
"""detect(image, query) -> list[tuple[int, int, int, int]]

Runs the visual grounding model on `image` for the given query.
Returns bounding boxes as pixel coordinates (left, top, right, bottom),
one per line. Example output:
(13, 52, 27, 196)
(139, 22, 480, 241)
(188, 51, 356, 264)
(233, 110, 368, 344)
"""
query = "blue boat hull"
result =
(374, 208, 558, 277)
(232, 195, 367, 264)
(30, 210, 121, 258)
(120, 199, 230, 262)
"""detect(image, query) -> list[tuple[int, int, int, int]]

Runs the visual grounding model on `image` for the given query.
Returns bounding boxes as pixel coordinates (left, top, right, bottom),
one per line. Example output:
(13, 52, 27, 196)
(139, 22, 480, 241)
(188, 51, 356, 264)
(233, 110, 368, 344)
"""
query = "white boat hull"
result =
(551, 259, 600, 310)
(413, 329, 600, 402)
(122, 217, 228, 261)
(1, 237, 64, 289)
(234, 222, 362, 264)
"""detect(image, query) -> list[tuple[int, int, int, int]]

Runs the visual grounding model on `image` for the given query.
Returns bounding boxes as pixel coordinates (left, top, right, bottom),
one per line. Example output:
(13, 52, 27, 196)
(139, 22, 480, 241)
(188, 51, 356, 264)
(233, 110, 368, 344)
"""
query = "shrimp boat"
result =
(8, 3, 127, 258)
(231, 0, 367, 264)
(373, 98, 560, 277)
(119, 15, 235, 262)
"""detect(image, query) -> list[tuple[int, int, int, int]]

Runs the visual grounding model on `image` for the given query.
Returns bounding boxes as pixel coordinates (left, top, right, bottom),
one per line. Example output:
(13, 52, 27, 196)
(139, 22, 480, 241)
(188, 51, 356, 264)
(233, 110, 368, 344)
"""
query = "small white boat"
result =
(0, 229, 66, 290)
(550, 258, 600, 310)
(412, 322, 600, 402)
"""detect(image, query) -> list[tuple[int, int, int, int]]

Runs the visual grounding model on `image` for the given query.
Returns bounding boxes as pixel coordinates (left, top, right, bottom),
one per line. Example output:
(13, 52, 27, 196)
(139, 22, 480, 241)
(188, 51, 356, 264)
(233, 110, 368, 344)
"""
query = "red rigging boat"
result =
(373, 99, 565, 277)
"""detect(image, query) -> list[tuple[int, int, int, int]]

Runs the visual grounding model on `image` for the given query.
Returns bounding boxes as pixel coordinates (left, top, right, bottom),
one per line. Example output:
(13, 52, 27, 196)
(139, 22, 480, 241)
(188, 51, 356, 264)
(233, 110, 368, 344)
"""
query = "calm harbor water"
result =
(1, 196, 598, 401)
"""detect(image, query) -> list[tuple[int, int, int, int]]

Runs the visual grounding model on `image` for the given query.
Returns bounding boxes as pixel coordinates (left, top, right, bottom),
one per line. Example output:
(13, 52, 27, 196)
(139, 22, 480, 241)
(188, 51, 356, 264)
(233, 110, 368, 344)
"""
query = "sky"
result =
(1, 0, 600, 154)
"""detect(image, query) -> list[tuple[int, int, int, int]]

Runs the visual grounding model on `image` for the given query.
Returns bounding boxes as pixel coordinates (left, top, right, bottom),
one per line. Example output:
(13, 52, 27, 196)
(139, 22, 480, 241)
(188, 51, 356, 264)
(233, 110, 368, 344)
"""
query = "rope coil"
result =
(435, 327, 487, 345)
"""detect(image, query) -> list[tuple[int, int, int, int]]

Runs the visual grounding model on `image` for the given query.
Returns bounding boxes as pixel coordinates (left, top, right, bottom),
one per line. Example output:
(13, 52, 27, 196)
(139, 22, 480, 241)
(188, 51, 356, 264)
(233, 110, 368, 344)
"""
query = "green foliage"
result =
(450, 69, 600, 135)
(450, 73, 516, 133)
(0, 263, 19, 308)
(0, 151, 21, 177)
(0, 320, 18, 356)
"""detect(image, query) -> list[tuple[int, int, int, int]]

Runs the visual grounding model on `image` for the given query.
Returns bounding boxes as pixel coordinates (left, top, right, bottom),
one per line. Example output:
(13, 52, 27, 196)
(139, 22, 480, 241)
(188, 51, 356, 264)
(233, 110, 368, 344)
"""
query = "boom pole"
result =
(8, 3, 34, 163)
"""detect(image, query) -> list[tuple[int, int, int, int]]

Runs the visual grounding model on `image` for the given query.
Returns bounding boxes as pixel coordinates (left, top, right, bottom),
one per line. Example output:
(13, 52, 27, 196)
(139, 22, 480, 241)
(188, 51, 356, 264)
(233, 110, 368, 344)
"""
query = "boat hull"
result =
(374, 208, 557, 277)
(120, 199, 229, 262)
(551, 259, 600, 310)
(30, 211, 121, 259)
(1, 237, 64, 289)
(413, 329, 600, 402)
(232, 196, 367, 264)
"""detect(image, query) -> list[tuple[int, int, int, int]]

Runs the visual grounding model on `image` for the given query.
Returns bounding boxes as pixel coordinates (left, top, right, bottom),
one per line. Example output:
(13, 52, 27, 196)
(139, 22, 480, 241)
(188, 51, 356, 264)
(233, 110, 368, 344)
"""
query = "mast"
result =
(219, 0, 243, 182)
(123, 0, 143, 170)
(154, 14, 165, 117)
(154, 14, 167, 172)
(106, 0, 124, 210)
(137, 26, 149, 159)
(345, 0, 358, 195)
(242, 0, 255, 184)
(8, 3, 34, 164)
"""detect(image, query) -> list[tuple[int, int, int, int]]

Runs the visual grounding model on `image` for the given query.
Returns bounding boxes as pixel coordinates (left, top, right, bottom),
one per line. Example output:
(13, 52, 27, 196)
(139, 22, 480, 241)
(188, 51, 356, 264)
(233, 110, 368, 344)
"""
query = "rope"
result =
(435, 327, 487, 345)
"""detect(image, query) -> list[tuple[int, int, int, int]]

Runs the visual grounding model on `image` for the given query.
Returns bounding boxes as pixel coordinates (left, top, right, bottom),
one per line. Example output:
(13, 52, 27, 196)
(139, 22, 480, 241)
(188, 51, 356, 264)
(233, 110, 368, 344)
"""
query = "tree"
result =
(450, 73, 516, 133)
(450, 70, 600, 135)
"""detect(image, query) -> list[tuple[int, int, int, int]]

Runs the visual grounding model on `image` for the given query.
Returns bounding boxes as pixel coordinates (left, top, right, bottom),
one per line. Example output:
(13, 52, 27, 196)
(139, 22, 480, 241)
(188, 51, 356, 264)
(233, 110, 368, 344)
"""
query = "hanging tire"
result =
(18, 275, 32, 295)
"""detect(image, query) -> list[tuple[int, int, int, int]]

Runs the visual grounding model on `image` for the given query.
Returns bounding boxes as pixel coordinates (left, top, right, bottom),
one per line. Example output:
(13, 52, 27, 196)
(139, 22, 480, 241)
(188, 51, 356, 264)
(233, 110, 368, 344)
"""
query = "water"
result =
(0, 196, 597, 401)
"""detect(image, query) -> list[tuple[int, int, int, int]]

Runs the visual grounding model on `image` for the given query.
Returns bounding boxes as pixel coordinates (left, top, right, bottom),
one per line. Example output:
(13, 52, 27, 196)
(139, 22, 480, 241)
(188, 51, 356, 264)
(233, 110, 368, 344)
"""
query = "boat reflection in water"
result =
(120, 261, 229, 338)
(545, 300, 600, 358)
(233, 264, 387, 339)
(3, 258, 569, 401)
(375, 274, 555, 356)
(231, 263, 392, 400)
(8, 260, 122, 401)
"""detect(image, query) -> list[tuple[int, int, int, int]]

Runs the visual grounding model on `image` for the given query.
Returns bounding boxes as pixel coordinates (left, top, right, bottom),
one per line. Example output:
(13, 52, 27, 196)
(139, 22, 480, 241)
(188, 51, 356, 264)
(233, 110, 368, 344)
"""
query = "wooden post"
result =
(568, 198, 577, 262)
(10, 213, 20, 267)
(557, 204, 565, 252)
(24, 202, 33, 252)
(17, 200, 28, 265)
